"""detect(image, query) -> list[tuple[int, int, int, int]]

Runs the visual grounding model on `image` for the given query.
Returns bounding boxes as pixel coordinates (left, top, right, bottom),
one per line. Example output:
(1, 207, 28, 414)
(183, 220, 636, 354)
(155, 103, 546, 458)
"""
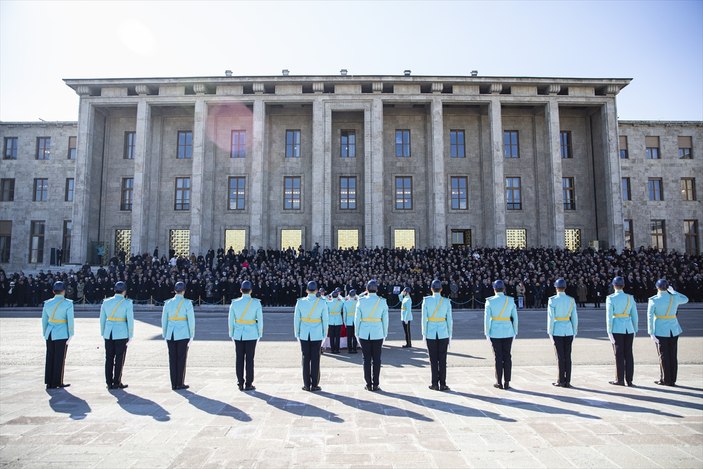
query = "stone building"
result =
(0, 73, 701, 268)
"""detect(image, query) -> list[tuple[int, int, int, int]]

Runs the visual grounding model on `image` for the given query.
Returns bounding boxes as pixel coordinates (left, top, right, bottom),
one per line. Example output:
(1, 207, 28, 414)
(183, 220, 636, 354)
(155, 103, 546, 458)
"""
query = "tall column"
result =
(311, 98, 327, 247)
(365, 98, 385, 247)
(131, 98, 152, 255)
(70, 92, 95, 264)
(249, 99, 265, 249)
(601, 99, 625, 250)
(430, 97, 446, 247)
(488, 98, 506, 247)
(322, 102, 333, 247)
(545, 100, 565, 248)
(189, 98, 208, 254)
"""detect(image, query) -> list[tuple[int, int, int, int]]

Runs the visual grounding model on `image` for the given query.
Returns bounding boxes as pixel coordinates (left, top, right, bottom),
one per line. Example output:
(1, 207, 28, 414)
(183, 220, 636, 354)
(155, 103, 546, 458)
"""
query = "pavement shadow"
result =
(634, 384, 703, 400)
(378, 389, 516, 423)
(110, 389, 171, 422)
(316, 390, 433, 422)
(179, 389, 252, 422)
(45, 388, 91, 420)
(447, 351, 486, 360)
(574, 386, 699, 413)
(450, 390, 601, 420)
(246, 391, 343, 423)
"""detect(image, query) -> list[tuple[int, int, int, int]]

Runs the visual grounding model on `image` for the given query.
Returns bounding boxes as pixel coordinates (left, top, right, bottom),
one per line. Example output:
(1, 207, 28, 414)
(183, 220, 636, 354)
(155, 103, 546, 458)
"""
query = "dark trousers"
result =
(105, 336, 128, 387)
(402, 321, 412, 346)
(329, 325, 342, 352)
(346, 325, 358, 351)
(44, 333, 67, 387)
(359, 338, 383, 387)
(552, 335, 574, 384)
(167, 338, 189, 389)
(426, 338, 449, 386)
(300, 339, 322, 388)
(612, 332, 635, 384)
(490, 337, 513, 385)
(235, 339, 257, 386)
(656, 335, 678, 385)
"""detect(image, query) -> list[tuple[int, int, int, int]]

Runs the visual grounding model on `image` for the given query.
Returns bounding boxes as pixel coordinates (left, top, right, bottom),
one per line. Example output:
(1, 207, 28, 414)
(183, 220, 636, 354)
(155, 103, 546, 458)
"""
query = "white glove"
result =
(66, 336, 72, 344)
(231, 337, 236, 342)
(548, 334, 554, 343)
(650, 334, 659, 344)
(667, 286, 676, 294)
(485, 335, 491, 343)
(513, 334, 517, 341)
(608, 333, 615, 344)
(188, 338, 193, 346)
(126, 338, 130, 345)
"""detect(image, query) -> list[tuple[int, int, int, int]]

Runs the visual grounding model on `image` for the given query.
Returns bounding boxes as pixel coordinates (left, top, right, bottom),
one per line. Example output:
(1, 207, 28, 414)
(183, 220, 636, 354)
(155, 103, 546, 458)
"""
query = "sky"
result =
(1, 0, 702, 122)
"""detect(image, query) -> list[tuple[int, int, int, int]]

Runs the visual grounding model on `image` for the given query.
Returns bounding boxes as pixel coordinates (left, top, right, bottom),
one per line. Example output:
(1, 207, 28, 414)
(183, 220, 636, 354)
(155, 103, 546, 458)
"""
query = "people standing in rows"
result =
(484, 280, 518, 390)
(100, 281, 134, 390)
(606, 276, 638, 387)
(355, 280, 389, 391)
(228, 280, 263, 391)
(547, 278, 578, 388)
(399, 287, 413, 348)
(162, 281, 195, 390)
(648, 279, 689, 387)
(343, 289, 359, 353)
(294, 281, 328, 392)
(327, 289, 344, 354)
(422, 280, 453, 391)
(42, 281, 74, 389)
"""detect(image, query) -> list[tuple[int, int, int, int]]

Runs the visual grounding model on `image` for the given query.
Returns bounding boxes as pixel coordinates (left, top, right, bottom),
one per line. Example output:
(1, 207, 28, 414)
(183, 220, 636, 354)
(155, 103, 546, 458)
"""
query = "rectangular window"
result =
(624, 219, 634, 250)
(124, 131, 136, 159)
(228, 176, 246, 210)
(339, 176, 357, 210)
(562, 177, 576, 210)
(29, 220, 45, 263)
(340, 130, 356, 158)
(503, 130, 519, 158)
(285, 130, 301, 158)
(506, 229, 527, 249)
(681, 178, 696, 201)
(283, 176, 301, 210)
(0, 178, 15, 202)
(645, 136, 660, 159)
(651, 219, 666, 250)
(175, 177, 191, 210)
(65, 178, 74, 202)
(684, 220, 700, 255)
(648, 178, 664, 201)
(120, 178, 133, 211)
(560, 131, 573, 159)
(230, 130, 246, 158)
(337, 229, 359, 249)
(0, 221, 11, 262)
(224, 229, 247, 253)
(394, 176, 413, 210)
(62, 220, 72, 261)
(3, 137, 18, 160)
(678, 136, 693, 159)
(394, 229, 416, 249)
(565, 228, 582, 251)
(450, 229, 472, 247)
(281, 229, 302, 250)
(169, 229, 190, 257)
(177, 131, 193, 159)
(449, 130, 465, 158)
(450, 176, 468, 210)
(506, 177, 522, 210)
(67, 136, 77, 160)
(619, 135, 629, 159)
(36, 137, 51, 160)
(33, 178, 48, 201)
(115, 229, 132, 257)
(395, 130, 411, 157)
(621, 177, 631, 201)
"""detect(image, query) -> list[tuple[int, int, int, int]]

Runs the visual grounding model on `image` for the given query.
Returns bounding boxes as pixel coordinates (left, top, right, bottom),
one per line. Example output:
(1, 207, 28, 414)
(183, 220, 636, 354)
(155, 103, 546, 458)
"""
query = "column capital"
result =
(252, 83, 264, 94)
(548, 84, 561, 95)
(604, 84, 619, 95)
(312, 82, 324, 94)
(431, 82, 443, 93)
(135, 85, 151, 96)
(76, 85, 91, 96)
(372, 82, 383, 93)
(193, 83, 207, 95)
(490, 83, 503, 94)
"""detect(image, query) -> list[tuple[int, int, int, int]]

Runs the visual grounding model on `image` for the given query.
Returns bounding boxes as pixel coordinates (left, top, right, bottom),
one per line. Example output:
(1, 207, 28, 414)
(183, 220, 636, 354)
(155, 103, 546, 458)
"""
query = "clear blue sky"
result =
(1, 0, 701, 122)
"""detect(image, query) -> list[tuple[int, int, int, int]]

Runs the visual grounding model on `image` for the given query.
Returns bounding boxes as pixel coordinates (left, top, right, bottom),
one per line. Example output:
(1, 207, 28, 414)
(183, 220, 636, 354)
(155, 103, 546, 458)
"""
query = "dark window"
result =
(67, 136, 77, 160)
(0, 178, 15, 202)
(645, 136, 660, 159)
(619, 136, 628, 159)
(395, 130, 411, 157)
(651, 219, 666, 250)
(684, 220, 699, 255)
(29, 220, 45, 263)
(285, 130, 301, 158)
(0, 220, 10, 262)
(394, 176, 412, 210)
(175, 177, 191, 210)
(340, 130, 356, 158)
(682, 178, 696, 201)
(3, 137, 17, 160)
(283, 176, 301, 210)
(36, 137, 51, 160)
(33, 178, 48, 201)
(503, 130, 519, 158)
(562, 177, 575, 210)
(648, 178, 664, 201)
(124, 132, 136, 159)
(560, 131, 573, 159)
(621, 177, 631, 201)
(228, 176, 246, 210)
(339, 176, 357, 210)
(62, 220, 72, 261)
(451, 229, 472, 247)
(624, 219, 634, 250)
(65, 178, 74, 202)
(506, 177, 522, 210)
(450, 176, 468, 210)
(120, 178, 133, 211)
(450, 130, 465, 158)
(231, 130, 246, 158)
(177, 131, 193, 159)
(679, 136, 693, 159)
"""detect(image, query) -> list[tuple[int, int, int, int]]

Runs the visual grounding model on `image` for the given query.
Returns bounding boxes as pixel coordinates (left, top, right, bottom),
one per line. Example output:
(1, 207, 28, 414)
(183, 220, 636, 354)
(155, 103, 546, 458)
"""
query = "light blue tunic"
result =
(647, 291, 688, 337)
(484, 293, 518, 339)
(327, 298, 344, 326)
(421, 293, 452, 340)
(399, 294, 413, 322)
(343, 298, 358, 326)
(354, 294, 389, 340)
(606, 290, 638, 334)
(100, 294, 134, 340)
(294, 294, 329, 341)
(547, 292, 578, 337)
(161, 294, 195, 340)
(42, 295, 74, 340)
(228, 294, 263, 340)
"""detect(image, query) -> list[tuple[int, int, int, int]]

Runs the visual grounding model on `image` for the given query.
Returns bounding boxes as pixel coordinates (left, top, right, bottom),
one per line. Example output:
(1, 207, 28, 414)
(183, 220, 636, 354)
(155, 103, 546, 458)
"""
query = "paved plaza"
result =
(1, 305, 702, 468)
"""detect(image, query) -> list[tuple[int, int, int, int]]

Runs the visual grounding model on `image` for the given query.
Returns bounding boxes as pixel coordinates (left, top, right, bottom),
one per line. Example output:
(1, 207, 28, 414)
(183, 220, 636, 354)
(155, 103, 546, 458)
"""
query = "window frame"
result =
(0, 178, 15, 202)
(176, 130, 193, 159)
(648, 178, 664, 201)
(124, 131, 136, 160)
(340, 130, 356, 158)
(228, 176, 246, 210)
(650, 219, 666, 250)
(33, 178, 48, 202)
(503, 130, 520, 159)
(621, 177, 632, 201)
(120, 177, 133, 211)
(450, 176, 468, 210)
(449, 129, 466, 158)
(339, 176, 357, 210)
(283, 176, 302, 210)
(395, 130, 411, 158)
(624, 219, 634, 250)
(29, 220, 45, 263)
(505, 176, 522, 210)
(619, 135, 629, 159)
(562, 177, 576, 210)
(174, 177, 191, 210)
(3, 137, 18, 160)
(36, 137, 51, 160)
(64, 178, 74, 202)
(684, 219, 700, 255)
(230, 130, 247, 158)
(560, 131, 573, 159)
(67, 136, 77, 160)
(285, 130, 301, 158)
(394, 176, 413, 210)
(681, 177, 696, 201)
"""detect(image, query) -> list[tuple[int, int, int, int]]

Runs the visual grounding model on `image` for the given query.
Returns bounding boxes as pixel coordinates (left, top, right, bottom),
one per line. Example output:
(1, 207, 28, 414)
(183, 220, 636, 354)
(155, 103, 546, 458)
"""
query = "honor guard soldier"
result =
(294, 281, 329, 391)
(354, 279, 389, 391)
(162, 281, 195, 390)
(484, 280, 518, 390)
(547, 278, 578, 388)
(648, 279, 689, 386)
(422, 280, 453, 391)
(327, 289, 344, 354)
(42, 281, 74, 389)
(228, 280, 263, 391)
(399, 287, 413, 348)
(100, 281, 134, 390)
(343, 290, 359, 353)
(606, 276, 638, 387)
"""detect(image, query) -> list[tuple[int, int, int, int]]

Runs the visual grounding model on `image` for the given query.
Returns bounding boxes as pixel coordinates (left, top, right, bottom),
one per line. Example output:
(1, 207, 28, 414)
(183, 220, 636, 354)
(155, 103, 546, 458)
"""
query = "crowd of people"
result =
(1, 245, 701, 308)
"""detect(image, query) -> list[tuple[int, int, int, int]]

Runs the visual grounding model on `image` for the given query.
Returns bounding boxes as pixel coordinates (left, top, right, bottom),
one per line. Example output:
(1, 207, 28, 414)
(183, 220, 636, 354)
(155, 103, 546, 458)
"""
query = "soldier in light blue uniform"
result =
(355, 279, 389, 391)
(422, 280, 453, 391)
(327, 289, 344, 354)
(343, 290, 359, 353)
(42, 281, 74, 389)
(162, 281, 195, 390)
(547, 278, 578, 388)
(648, 279, 689, 386)
(399, 287, 413, 348)
(606, 276, 638, 387)
(294, 281, 329, 391)
(228, 280, 263, 391)
(100, 281, 134, 390)
(484, 280, 518, 390)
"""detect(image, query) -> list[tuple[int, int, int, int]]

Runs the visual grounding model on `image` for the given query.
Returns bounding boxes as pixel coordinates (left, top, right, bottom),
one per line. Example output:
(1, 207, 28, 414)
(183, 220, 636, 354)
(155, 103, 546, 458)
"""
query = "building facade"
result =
(0, 74, 701, 268)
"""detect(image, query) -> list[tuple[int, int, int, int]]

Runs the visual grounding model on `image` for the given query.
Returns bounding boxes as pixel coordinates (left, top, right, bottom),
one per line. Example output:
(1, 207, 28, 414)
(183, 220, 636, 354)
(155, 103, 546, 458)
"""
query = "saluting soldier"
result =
(606, 276, 638, 387)
(327, 289, 344, 354)
(343, 289, 359, 353)
(162, 281, 195, 390)
(422, 280, 453, 391)
(484, 280, 518, 390)
(547, 278, 578, 388)
(354, 279, 389, 391)
(399, 287, 413, 348)
(228, 280, 263, 391)
(100, 281, 134, 390)
(42, 281, 74, 389)
(648, 279, 689, 387)
(294, 281, 329, 391)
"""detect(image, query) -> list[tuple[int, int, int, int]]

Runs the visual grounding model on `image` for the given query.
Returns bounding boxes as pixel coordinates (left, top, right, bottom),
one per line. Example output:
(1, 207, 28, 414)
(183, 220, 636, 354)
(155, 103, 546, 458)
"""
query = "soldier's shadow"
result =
(246, 391, 343, 423)
(568, 387, 693, 414)
(179, 390, 251, 422)
(46, 388, 91, 420)
(110, 389, 171, 421)
(378, 389, 516, 422)
(316, 390, 433, 422)
(450, 390, 601, 420)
